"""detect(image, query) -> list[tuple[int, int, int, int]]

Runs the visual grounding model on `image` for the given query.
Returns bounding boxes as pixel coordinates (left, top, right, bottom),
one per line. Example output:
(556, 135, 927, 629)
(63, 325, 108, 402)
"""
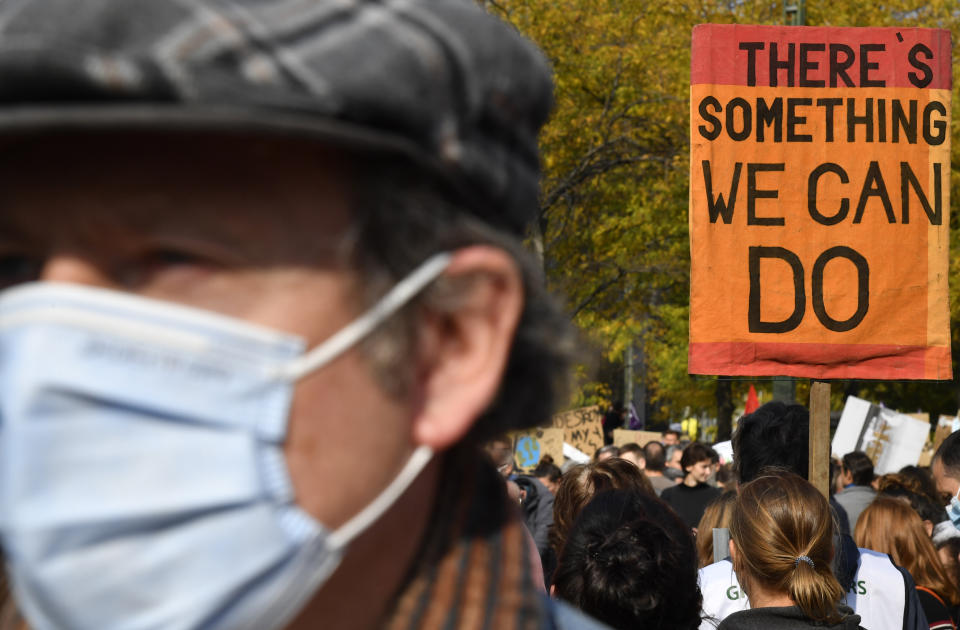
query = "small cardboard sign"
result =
(510, 428, 564, 473)
(552, 406, 605, 459)
(612, 429, 662, 448)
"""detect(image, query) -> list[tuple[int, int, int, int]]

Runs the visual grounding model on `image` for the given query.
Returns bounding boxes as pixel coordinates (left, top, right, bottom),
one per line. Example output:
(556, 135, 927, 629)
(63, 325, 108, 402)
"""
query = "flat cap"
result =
(0, 0, 553, 235)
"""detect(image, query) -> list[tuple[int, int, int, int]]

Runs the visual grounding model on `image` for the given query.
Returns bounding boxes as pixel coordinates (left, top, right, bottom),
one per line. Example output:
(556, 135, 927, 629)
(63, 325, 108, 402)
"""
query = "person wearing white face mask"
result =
(0, 2, 611, 630)
(933, 432, 960, 531)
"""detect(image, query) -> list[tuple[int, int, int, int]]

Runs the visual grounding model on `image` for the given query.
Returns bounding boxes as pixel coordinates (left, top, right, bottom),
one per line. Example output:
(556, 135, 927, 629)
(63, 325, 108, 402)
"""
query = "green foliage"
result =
(487, 0, 960, 424)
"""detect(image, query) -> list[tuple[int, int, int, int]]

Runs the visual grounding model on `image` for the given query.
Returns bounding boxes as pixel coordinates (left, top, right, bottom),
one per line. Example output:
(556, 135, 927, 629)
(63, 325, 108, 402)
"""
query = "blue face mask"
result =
(948, 488, 960, 529)
(0, 253, 450, 630)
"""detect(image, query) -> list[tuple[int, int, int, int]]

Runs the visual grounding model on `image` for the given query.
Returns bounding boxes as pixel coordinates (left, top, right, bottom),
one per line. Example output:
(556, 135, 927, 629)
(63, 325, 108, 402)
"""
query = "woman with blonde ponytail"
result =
(719, 472, 863, 629)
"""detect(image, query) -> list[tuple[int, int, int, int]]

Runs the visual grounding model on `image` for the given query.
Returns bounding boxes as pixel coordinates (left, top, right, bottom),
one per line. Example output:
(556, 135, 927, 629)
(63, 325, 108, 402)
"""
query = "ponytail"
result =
(788, 551, 844, 624)
(730, 472, 845, 624)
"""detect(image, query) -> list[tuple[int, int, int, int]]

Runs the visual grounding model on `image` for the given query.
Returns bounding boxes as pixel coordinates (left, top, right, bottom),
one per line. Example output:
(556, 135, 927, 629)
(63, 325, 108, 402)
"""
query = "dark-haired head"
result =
(679, 442, 716, 485)
(935, 431, 960, 479)
(533, 459, 562, 494)
(841, 451, 874, 487)
(553, 490, 702, 630)
(898, 465, 940, 504)
(533, 459, 561, 482)
(551, 458, 655, 558)
(877, 473, 947, 525)
(733, 402, 810, 483)
(680, 442, 715, 471)
(933, 432, 960, 500)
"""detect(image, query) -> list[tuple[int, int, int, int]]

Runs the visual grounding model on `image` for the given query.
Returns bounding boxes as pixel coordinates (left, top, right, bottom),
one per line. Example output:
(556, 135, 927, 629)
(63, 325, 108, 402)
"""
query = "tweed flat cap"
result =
(0, 0, 553, 235)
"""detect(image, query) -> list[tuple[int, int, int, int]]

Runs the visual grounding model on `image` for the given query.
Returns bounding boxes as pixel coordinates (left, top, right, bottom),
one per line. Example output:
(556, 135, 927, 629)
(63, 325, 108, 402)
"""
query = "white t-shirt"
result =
(699, 549, 907, 630)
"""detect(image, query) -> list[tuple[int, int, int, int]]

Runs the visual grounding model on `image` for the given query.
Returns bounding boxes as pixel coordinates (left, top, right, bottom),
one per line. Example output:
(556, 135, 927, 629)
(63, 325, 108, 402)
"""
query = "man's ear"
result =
(410, 246, 523, 450)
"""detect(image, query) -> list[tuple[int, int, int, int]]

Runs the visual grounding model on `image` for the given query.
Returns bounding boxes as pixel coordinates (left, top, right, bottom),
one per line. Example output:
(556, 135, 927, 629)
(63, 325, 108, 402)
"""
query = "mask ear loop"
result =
(327, 444, 434, 549)
(274, 252, 452, 381)
(275, 252, 452, 547)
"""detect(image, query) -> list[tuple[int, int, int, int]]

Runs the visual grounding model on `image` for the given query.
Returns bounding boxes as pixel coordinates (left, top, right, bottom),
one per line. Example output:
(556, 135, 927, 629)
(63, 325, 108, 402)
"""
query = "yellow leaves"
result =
(568, 370, 613, 410)
(498, 0, 960, 423)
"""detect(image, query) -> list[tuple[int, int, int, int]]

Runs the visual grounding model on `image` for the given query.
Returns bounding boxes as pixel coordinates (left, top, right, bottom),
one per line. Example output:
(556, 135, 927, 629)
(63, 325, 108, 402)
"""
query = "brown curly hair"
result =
(550, 458, 655, 559)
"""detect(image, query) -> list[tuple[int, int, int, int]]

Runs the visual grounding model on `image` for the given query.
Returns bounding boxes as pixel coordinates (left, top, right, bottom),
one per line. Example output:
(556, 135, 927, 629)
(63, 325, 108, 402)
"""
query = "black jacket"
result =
(718, 605, 864, 630)
(514, 475, 554, 559)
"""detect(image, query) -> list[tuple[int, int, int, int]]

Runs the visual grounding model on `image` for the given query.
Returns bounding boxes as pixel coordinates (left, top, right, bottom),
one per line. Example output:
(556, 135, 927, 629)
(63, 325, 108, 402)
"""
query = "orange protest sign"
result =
(689, 25, 951, 380)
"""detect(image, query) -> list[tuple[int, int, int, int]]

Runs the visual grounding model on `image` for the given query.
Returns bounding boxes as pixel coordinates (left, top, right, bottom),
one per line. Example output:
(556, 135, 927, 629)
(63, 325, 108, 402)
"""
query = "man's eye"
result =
(0, 254, 41, 288)
(145, 249, 205, 268)
(119, 248, 216, 289)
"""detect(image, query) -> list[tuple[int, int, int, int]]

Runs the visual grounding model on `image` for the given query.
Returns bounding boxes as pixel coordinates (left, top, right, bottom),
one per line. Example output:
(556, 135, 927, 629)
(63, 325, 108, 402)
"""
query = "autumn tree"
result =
(489, 0, 960, 431)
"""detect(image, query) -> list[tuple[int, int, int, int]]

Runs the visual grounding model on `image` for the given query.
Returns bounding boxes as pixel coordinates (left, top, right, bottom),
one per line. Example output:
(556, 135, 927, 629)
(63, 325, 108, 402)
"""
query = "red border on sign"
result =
(691, 24, 952, 90)
(689, 341, 951, 380)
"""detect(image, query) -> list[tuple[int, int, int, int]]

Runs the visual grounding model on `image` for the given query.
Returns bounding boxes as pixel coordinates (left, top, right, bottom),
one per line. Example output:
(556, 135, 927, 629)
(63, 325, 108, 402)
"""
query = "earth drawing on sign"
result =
(516, 436, 541, 469)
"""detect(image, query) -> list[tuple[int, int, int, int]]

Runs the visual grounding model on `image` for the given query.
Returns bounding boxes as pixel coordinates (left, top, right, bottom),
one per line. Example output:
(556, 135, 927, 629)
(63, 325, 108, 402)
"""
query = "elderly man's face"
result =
(0, 135, 417, 530)
(1, 134, 526, 627)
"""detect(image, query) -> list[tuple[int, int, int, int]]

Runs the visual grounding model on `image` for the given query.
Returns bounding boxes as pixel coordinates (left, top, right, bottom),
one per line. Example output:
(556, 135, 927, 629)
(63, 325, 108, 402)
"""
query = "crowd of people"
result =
(0, 1, 955, 629)
(492, 401, 960, 630)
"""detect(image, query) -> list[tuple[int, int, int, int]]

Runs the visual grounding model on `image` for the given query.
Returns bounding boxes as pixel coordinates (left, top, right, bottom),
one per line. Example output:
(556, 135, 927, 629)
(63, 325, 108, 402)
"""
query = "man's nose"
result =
(40, 254, 114, 288)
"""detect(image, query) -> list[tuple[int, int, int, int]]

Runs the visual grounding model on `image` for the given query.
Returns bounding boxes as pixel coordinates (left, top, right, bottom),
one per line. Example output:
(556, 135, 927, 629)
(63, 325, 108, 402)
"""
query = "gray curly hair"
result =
(346, 157, 578, 445)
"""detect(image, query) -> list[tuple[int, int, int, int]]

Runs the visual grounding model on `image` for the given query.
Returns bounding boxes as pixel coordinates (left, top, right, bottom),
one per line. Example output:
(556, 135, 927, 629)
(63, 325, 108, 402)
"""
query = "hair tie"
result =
(795, 555, 815, 569)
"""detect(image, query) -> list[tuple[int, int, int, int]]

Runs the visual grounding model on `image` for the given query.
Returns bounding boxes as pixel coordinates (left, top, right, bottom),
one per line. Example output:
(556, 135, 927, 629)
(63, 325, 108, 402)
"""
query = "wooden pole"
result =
(809, 381, 831, 498)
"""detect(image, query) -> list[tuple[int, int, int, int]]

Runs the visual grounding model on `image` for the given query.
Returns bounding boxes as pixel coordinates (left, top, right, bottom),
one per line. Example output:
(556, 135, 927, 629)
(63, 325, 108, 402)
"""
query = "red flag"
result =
(745, 385, 759, 415)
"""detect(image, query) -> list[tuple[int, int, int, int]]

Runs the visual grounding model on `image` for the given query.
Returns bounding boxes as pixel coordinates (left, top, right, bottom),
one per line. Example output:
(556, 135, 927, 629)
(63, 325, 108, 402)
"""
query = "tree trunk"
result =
(716, 379, 734, 442)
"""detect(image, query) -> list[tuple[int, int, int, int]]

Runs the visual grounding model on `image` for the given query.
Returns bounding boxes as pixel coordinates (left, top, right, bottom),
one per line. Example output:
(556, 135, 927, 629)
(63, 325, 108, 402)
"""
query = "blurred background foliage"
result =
(480, 0, 960, 437)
